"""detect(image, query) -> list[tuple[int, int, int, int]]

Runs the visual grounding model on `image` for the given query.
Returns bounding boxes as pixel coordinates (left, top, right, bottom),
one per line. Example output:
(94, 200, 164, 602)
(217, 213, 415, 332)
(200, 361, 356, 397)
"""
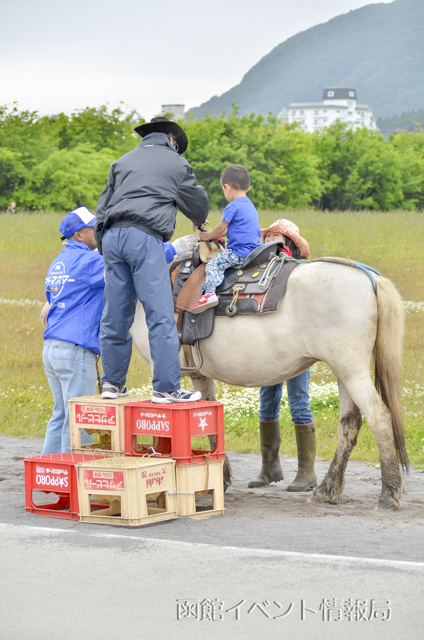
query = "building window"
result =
(349, 91, 355, 97)
(327, 91, 334, 97)
(323, 110, 327, 113)
(314, 119, 319, 125)
(291, 111, 296, 116)
(314, 110, 319, 115)
(300, 110, 304, 116)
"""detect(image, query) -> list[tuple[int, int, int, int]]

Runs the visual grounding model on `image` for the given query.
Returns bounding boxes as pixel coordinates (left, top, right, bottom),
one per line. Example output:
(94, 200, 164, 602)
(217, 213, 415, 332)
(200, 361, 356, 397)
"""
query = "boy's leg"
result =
(190, 252, 244, 313)
(203, 252, 244, 291)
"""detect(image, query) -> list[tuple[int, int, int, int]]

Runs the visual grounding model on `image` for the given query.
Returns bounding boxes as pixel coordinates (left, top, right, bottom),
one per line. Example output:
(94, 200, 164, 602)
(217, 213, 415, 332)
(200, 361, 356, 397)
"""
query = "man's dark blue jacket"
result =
(94, 134, 209, 253)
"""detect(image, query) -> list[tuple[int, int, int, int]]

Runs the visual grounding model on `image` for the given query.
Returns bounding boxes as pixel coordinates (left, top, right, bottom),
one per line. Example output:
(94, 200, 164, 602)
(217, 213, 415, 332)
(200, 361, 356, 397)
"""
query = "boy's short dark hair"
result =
(220, 165, 250, 190)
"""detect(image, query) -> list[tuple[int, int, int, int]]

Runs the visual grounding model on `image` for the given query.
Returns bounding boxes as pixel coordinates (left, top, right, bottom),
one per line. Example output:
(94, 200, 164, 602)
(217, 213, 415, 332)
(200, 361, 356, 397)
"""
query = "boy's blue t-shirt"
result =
(222, 196, 261, 258)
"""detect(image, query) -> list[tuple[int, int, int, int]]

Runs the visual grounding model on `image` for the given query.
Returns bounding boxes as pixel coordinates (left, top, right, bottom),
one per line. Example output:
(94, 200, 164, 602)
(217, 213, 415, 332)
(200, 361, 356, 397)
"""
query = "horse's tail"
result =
(374, 276, 409, 472)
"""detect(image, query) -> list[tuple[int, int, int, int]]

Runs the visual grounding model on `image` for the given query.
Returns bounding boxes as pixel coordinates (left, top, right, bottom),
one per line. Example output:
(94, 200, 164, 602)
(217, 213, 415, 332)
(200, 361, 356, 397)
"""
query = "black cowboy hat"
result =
(134, 116, 188, 154)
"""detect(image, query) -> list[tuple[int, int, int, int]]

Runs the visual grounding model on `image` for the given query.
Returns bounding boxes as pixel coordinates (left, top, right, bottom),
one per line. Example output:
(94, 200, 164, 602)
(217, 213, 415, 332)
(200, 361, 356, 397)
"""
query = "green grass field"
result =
(0, 210, 423, 466)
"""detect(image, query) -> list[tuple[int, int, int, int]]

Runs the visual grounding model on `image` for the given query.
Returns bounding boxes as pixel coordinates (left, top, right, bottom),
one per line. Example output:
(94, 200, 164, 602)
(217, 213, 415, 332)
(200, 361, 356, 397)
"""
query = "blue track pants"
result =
(100, 226, 181, 393)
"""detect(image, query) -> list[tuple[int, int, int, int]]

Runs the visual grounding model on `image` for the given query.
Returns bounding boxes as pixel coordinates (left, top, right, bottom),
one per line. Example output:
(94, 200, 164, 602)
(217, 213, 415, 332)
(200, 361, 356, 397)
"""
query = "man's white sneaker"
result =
(151, 388, 202, 404)
(102, 383, 129, 399)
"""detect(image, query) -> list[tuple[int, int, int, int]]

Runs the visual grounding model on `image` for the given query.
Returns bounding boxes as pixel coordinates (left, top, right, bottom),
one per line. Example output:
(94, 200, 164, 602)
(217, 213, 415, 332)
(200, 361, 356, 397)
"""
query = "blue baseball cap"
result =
(60, 207, 96, 239)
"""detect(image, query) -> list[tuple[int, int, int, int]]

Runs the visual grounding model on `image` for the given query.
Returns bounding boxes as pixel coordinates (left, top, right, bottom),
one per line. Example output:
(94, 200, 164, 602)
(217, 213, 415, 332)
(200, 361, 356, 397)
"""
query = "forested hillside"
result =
(190, 0, 424, 120)
(1, 104, 424, 212)
(377, 108, 424, 132)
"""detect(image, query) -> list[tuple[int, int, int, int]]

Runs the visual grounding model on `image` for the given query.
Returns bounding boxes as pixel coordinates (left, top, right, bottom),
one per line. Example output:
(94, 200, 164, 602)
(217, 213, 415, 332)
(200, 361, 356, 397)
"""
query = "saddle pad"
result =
(215, 260, 299, 316)
(261, 260, 298, 313)
(181, 308, 215, 346)
(175, 264, 206, 311)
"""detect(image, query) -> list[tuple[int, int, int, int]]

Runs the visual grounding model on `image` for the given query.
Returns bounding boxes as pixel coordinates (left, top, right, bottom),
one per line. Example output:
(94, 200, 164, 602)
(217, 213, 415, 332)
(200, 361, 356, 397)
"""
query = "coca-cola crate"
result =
(124, 400, 225, 464)
(24, 453, 111, 520)
(68, 394, 150, 455)
(176, 460, 224, 519)
(77, 456, 178, 526)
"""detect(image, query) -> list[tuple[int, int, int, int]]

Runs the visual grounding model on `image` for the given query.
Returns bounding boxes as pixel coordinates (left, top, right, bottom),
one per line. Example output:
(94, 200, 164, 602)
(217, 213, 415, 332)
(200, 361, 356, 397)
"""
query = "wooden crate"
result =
(77, 456, 178, 526)
(176, 460, 224, 519)
(68, 394, 150, 455)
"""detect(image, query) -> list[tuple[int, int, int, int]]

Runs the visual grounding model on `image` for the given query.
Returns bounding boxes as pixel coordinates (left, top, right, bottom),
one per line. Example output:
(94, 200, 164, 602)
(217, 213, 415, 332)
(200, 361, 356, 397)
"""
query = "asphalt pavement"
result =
(1, 434, 423, 639)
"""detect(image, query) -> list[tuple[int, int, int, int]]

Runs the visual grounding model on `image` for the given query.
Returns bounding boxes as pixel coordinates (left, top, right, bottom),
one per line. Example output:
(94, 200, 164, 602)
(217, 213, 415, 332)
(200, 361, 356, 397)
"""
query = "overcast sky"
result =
(1, 0, 392, 119)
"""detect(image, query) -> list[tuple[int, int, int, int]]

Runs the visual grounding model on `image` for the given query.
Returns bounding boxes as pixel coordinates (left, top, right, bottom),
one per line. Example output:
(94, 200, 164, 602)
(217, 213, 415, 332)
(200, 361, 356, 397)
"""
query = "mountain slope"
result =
(189, 0, 424, 120)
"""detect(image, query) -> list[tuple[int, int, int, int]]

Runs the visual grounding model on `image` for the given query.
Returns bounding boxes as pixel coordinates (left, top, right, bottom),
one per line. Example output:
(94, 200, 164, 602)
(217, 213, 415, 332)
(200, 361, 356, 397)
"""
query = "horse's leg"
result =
(336, 375, 403, 510)
(310, 380, 362, 505)
(191, 376, 233, 492)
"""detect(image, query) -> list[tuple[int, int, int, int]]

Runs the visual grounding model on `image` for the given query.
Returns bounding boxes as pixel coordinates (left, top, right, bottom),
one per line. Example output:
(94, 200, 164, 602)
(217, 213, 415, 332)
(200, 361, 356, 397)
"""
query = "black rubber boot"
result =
(285, 423, 317, 492)
(248, 420, 284, 487)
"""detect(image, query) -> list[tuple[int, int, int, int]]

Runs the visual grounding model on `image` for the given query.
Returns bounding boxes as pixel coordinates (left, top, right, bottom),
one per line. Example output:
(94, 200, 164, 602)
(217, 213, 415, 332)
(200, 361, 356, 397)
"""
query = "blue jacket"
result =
(163, 242, 176, 263)
(44, 240, 105, 354)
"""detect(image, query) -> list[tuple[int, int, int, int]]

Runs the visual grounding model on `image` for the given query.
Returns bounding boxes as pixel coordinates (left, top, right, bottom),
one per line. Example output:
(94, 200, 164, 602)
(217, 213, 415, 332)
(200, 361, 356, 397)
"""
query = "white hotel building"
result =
(282, 88, 378, 133)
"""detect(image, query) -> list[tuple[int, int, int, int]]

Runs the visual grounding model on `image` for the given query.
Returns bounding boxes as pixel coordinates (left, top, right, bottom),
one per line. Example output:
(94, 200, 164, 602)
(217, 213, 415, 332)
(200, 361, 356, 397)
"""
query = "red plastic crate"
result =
(24, 453, 111, 520)
(124, 400, 225, 464)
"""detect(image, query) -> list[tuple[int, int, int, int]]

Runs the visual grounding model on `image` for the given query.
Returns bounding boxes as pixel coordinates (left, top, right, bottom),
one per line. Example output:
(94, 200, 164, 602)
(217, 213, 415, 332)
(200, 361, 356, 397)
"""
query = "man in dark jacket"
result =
(94, 117, 209, 403)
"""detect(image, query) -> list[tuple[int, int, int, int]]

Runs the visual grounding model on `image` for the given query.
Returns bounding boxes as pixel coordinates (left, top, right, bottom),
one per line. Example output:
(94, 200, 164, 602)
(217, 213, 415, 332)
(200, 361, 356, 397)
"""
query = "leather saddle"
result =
(217, 241, 284, 294)
(170, 241, 297, 344)
(171, 240, 284, 309)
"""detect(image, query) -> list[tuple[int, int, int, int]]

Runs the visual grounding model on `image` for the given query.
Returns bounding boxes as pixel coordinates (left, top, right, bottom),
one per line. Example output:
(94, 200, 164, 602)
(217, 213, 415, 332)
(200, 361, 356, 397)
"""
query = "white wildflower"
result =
(0, 298, 44, 307)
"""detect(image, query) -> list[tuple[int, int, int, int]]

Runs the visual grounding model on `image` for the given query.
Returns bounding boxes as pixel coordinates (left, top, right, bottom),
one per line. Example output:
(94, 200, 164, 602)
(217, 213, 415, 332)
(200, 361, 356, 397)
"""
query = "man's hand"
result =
(172, 234, 199, 254)
(191, 220, 209, 233)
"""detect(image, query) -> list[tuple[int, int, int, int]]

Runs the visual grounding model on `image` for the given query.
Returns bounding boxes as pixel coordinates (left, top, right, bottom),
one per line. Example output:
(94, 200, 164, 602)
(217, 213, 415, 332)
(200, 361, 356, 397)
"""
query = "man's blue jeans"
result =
(42, 339, 96, 454)
(259, 369, 314, 424)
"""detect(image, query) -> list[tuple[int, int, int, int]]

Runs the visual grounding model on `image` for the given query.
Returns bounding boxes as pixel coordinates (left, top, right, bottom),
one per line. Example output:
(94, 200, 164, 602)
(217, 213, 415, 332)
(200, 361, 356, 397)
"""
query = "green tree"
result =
(313, 122, 405, 210)
(388, 130, 424, 210)
(0, 148, 25, 208)
(16, 144, 116, 211)
(57, 104, 143, 156)
(184, 107, 322, 209)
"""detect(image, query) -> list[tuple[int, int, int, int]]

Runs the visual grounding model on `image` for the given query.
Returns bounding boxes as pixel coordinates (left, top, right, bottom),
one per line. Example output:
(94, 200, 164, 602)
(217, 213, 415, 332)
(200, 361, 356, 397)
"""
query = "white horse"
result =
(131, 261, 408, 511)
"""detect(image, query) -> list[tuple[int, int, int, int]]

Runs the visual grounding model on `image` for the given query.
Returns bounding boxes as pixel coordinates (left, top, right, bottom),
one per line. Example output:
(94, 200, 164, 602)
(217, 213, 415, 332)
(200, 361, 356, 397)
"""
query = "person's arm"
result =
(94, 165, 115, 255)
(85, 253, 107, 289)
(40, 301, 49, 328)
(163, 242, 177, 264)
(199, 220, 228, 242)
(175, 164, 209, 227)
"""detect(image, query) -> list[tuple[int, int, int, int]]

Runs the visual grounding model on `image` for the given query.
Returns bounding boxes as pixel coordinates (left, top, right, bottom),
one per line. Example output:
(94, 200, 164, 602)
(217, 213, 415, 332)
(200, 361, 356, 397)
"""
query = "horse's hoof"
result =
(377, 497, 399, 511)
(308, 494, 324, 504)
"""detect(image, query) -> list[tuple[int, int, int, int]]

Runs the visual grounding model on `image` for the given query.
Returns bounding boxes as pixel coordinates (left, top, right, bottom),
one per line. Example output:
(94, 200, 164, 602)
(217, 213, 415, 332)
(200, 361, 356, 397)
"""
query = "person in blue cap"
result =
(41, 206, 104, 454)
